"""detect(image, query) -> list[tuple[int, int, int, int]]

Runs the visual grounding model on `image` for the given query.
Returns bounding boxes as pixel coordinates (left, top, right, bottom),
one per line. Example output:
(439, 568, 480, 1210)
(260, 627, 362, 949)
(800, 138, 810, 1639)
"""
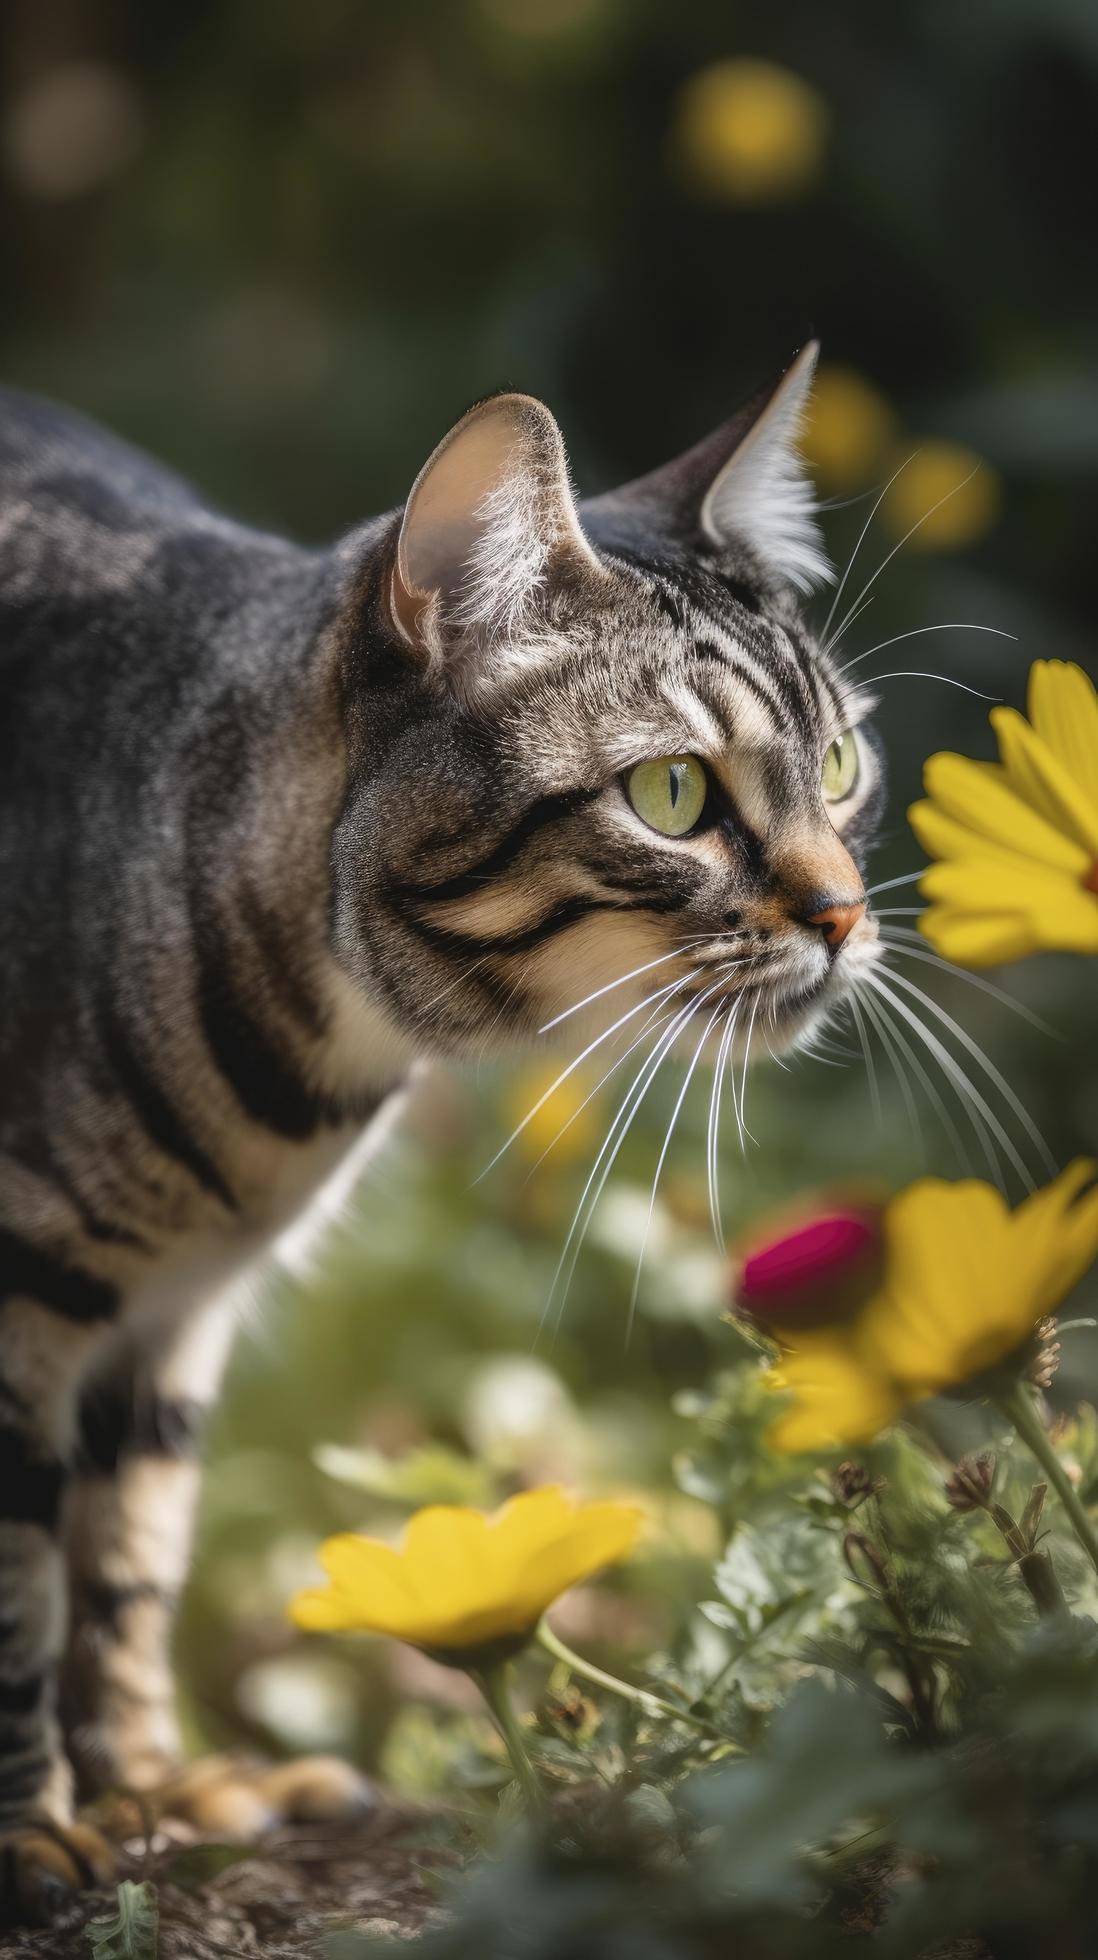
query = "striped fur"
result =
(0, 348, 884, 1916)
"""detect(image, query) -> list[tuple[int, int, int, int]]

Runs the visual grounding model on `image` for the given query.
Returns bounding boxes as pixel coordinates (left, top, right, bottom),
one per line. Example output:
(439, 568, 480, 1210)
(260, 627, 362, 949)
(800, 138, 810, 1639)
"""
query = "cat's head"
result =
(334, 344, 884, 1068)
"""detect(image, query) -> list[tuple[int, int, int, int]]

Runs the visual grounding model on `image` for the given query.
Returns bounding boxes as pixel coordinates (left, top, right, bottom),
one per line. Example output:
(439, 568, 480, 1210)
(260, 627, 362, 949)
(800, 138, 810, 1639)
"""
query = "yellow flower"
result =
(762, 1164, 1098, 1453)
(883, 441, 1000, 550)
(910, 660, 1098, 966)
(802, 367, 895, 494)
(768, 1333, 905, 1454)
(288, 1486, 643, 1659)
(670, 59, 827, 204)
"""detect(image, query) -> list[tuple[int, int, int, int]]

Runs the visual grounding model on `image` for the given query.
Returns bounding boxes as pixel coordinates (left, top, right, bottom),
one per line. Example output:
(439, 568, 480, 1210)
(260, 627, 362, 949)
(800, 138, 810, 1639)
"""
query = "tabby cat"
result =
(0, 342, 883, 1920)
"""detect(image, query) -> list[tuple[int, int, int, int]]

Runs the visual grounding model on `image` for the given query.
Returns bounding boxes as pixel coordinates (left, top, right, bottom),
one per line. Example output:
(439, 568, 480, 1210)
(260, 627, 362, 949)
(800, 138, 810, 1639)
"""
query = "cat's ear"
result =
(589, 342, 830, 595)
(388, 393, 604, 664)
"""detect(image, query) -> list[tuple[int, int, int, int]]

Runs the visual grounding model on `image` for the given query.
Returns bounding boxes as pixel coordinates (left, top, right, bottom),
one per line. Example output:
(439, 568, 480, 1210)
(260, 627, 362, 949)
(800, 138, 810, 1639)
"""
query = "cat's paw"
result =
(110, 1753, 374, 1843)
(0, 1816, 116, 1926)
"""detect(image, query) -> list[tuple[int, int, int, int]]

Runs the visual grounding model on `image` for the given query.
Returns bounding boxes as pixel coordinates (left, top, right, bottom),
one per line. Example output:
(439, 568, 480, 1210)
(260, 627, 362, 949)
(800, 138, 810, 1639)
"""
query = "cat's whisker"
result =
(546, 964, 746, 1334)
(540, 983, 715, 1338)
(874, 907, 926, 916)
(627, 996, 727, 1341)
(836, 620, 1015, 679)
(823, 462, 982, 656)
(878, 962, 1055, 1176)
(478, 967, 701, 1181)
(737, 993, 761, 1146)
(707, 996, 742, 1248)
(818, 451, 919, 648)
(858, 987, 922, 1153)
(864, 670, 1002, 701)
(865, 969, 1026, 1188)
(819, 592, 874, 663)
(855, 979, 969, 1170)
(848, 995, 881, 1126)
(866, 869, 926, 899)
(522, 993, 684, 1182)
(876, 929, 1056, 1034)
(537, 941, 711, 1035)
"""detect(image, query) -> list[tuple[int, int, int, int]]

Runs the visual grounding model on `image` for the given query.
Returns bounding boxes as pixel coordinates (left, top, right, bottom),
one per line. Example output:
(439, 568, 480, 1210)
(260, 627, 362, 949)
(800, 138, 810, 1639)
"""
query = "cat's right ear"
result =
(388, 393, 604, 669)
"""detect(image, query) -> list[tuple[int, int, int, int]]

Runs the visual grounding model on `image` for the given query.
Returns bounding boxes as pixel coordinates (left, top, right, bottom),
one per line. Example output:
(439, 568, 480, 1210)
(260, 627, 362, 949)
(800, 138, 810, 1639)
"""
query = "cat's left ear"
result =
(588, 342, 830, 595)
(388, 392, 604, 666)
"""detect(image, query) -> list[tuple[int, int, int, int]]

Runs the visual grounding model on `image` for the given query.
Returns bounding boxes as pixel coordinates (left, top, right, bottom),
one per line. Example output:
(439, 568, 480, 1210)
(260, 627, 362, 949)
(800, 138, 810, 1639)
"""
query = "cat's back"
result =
(0, 384, 211, 612)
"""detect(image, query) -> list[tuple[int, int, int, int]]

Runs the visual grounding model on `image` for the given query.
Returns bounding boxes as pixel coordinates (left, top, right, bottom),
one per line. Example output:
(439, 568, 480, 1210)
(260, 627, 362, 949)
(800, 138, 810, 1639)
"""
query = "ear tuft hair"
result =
(390, 393, 603, 670)
(701, 343, 831, 593)
(582, 342, 831, 596)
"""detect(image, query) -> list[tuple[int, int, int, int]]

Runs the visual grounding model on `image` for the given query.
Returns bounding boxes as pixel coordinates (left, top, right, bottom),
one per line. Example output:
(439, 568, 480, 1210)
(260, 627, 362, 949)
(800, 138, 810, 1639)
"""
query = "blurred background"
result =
(2, 0, 1095, 1794)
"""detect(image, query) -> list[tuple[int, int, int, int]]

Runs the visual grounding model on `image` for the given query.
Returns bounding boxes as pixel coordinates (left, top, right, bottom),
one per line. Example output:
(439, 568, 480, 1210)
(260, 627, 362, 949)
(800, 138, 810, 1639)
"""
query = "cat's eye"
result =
(822, 731, 860, 803)
(626, 755, 708, 837)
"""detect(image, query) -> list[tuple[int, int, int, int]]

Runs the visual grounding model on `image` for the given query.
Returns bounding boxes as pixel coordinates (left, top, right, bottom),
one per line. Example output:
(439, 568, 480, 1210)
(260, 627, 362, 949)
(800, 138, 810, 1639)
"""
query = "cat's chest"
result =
(121, 1085, 410, 1339)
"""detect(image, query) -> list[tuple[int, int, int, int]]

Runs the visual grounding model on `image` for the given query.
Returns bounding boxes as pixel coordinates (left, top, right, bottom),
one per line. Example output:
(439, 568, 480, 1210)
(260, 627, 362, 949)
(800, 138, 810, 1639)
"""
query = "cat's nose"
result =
(806, 899, 866, 952)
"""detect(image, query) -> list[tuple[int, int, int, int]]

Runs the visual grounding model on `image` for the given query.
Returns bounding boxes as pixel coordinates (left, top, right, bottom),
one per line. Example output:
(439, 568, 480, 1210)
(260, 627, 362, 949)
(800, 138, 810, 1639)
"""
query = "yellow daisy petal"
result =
(874, 1180, 1013, 1389)
(918, 907, 1042, 967)
(992, 707, 1098, 857)
(767, 1334, 903, 1453)
(1027, 661, 1098, 804)
(908, 799, 1043, 870)
(288, 1487, 643, 1658)
(1011, 1159, 1098, 1313)
(919, 752, 1089, 873)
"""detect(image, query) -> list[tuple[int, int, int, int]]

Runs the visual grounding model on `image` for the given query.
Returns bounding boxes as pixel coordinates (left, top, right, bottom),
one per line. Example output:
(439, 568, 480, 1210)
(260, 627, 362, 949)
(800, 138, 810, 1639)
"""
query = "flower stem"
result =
(999, 1384, 1098, 1580)
(537, 1619, 739, 1748)
(472, 1663, 546, 1821)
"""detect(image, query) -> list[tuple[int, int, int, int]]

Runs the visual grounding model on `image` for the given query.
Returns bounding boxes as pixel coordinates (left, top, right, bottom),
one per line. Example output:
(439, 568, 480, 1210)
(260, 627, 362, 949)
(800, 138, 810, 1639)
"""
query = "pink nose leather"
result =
(808, 900, 866, 949)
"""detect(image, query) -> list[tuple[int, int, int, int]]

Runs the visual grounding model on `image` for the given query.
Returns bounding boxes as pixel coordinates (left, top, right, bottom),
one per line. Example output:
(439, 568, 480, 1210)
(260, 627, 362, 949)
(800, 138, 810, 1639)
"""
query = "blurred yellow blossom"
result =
(288, 1486, 643, 1660)
(504, 1061, 599, 1162)
(883, 440, 1000, 550)
(671, 59, 827, 203)
(802, 366, 895, 493)
(737, 1166, 1098, 1453)
(910, 660, 1098, 966)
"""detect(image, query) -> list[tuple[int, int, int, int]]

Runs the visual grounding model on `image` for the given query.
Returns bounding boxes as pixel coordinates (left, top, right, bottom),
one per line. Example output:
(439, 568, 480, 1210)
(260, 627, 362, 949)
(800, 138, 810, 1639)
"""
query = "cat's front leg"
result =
(62, 1300, 371, 1839)
(0, 1300, 116, 1926)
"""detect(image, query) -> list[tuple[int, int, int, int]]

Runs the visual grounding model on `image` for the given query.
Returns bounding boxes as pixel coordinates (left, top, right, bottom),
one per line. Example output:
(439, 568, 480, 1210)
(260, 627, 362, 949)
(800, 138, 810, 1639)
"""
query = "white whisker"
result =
(859, 987, 922, 1152)
(877, 930, 1056, 1034)
(848, 994, 881, 1126)
(478, 967, 701, 1181)
(823, 461, 983, 655)
(818, 451, 919, 649)
(538, 941, 709, 1034)
(707, 996, 742, 1247)
(866, 870, 926, 899)
(541, 974, 729, 1336)
(880, 964, 1055, 1176)
(837, 620, 1015, 679)
(866, 970, 1020, 1187)
(867, 670, 1001, 700)
(627, 997, 726, 1340)
(737, 994, 761, 1146)
(856, 980, 969, 1169)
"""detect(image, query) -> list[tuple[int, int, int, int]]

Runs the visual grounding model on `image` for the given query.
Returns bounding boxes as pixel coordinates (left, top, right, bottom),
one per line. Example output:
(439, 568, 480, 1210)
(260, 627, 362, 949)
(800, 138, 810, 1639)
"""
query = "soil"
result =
(1, 1812, 450, 1960)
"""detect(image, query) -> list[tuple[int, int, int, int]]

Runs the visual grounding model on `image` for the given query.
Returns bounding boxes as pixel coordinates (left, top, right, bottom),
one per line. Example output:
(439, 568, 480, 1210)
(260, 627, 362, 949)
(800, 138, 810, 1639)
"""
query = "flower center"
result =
(1085, 861, 1098, 897)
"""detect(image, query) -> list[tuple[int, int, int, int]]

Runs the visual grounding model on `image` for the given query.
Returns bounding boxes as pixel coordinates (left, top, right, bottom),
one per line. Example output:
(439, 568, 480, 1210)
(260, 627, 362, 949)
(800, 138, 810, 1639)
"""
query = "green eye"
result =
(822, 731, 860, 802)
(627, 755, 708, 837)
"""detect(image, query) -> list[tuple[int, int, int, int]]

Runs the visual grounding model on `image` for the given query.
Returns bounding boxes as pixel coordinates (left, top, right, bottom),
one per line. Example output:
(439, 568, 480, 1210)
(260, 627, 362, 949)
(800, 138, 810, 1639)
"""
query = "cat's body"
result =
(0, 348, 884, 1919)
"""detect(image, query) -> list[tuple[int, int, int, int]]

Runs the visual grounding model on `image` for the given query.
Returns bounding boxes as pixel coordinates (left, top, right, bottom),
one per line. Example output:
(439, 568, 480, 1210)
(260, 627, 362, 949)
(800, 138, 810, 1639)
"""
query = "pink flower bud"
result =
(734, 1208, 882, 1335)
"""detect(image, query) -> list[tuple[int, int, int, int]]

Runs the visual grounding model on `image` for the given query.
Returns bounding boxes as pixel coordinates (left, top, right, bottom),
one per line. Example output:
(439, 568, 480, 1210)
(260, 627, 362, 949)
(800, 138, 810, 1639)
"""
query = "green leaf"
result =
(86, 1880, 159, 1960)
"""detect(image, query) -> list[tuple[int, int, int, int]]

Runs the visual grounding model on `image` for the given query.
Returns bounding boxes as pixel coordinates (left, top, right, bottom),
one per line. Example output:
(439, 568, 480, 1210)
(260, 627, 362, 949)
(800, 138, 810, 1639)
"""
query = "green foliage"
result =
(85, 1882, 159, 1960)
